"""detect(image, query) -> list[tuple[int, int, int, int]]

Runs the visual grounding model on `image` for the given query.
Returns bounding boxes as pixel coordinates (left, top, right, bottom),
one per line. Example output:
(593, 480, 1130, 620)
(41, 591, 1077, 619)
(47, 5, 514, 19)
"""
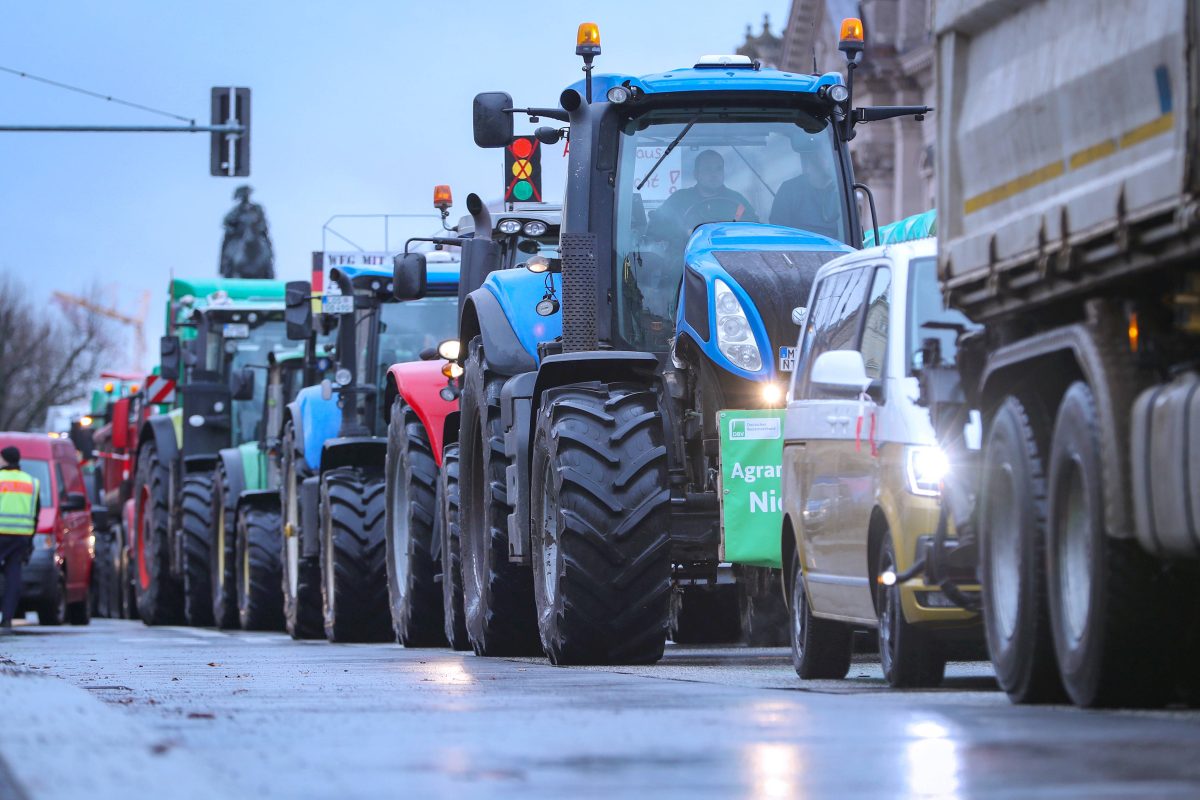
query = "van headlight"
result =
(906, 446, 948, 497)
(714, 279, 762, 372)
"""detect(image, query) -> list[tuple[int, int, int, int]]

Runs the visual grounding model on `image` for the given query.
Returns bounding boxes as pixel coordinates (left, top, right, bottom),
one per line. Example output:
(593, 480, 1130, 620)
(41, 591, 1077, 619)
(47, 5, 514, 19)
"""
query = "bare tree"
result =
(0, 273, 118, 431)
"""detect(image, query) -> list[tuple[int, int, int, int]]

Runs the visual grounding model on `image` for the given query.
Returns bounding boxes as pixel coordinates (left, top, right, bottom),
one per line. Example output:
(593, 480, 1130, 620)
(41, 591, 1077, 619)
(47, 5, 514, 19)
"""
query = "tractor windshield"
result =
(362, 296, 458, 387)
(613, 109, 849, 351)
(223, 319, 293, 444)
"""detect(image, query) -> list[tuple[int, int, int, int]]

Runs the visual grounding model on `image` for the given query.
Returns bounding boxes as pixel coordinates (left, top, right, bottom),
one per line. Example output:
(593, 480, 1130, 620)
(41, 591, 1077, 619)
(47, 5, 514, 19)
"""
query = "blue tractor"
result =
(396, 22, 930, 663)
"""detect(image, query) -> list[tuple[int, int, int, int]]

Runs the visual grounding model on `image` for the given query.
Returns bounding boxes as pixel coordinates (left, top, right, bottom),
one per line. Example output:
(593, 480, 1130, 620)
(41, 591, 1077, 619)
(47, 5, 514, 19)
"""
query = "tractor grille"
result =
(560, 232, 598, 352)
(713, 250, 841, 359)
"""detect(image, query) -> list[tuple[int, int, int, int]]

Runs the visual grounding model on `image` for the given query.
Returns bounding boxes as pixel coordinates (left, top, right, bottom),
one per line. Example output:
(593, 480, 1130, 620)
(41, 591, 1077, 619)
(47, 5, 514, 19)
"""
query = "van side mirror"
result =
(230, 366, 256, 401)
(811, 350, 871, 396)
(285, 280, 313, 341)
(473, 92, 514, 148)
(393, 252, 427, 301)
(160, 336, 181, 380)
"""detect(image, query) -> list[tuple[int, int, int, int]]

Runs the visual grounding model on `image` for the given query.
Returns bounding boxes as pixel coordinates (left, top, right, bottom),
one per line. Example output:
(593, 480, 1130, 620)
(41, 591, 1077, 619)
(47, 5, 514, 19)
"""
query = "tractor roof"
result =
(332, 263, 458, 296)
(568, 67, 844, 101)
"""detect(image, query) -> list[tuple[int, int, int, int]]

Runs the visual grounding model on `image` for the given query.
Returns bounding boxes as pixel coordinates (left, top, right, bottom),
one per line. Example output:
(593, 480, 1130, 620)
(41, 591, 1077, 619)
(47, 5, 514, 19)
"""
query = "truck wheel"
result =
(979, 395, 1064, 703)
(320, 469, 391, 643)
(208, 463, 240, 629)
(133, 443, 184, 625)
(281, 421, 322, 639)
(37, 570, 67, 626)
(1046, 382, 1171, 707)
(669, 584, 740, 644)
(877, 536, 944, 687)
(736, 565, 789, 646)
(530, 383, 672, 665)
(237, 505, 284, 630)
(788, 549, 851, 679)
(459, 337, 540, 656)
(385, 399, 446, 647)
(179, 473, 216, 627)
(440, 443, 470, 650)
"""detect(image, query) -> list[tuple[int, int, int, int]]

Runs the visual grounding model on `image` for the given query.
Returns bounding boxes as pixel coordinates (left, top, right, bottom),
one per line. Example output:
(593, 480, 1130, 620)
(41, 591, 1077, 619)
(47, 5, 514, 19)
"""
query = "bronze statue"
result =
(220, 185, 275, 279)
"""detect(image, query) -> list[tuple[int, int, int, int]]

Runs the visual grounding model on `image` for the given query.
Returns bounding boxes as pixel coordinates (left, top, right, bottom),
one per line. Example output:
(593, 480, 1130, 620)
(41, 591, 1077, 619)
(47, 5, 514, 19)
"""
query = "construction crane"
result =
(52, 289, 151, 371)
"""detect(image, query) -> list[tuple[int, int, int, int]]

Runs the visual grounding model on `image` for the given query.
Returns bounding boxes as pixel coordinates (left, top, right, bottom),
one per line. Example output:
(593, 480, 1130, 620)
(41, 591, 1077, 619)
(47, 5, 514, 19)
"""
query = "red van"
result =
(0, 433, 93, 625)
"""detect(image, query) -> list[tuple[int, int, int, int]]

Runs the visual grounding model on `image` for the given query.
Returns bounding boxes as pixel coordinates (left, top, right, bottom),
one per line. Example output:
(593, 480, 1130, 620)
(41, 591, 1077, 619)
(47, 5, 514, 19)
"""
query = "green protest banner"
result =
(718, 408, 786, 568)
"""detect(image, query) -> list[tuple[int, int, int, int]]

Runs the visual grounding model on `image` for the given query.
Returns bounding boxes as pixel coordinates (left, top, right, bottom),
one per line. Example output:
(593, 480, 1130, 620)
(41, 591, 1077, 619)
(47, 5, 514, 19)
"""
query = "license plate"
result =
(222, 323, 250, 339)
(322, 295, 354, 314)
(778, 346, 796, 372)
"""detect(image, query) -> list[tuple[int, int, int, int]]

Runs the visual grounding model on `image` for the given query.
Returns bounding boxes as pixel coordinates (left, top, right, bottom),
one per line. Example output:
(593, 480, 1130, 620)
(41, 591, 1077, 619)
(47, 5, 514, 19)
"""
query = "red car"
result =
(0, 432, 93, 625)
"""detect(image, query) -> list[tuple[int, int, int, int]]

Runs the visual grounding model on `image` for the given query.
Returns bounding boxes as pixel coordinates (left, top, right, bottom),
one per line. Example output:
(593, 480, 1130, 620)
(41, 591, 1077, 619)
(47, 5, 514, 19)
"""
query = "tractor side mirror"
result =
(160, 335, 181, 380)
(393, 252, 427, 301)
(230, 367, 256, 401)
(473, 92, 514, 148)
(285, 280, 313, 341)
(62, 492, 87, 512)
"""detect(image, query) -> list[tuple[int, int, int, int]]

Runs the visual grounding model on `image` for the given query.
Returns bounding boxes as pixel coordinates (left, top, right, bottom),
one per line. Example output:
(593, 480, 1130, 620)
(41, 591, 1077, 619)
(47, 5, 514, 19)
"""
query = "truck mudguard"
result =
(461, 269, 563, 376)
(678, 223, 851, 383)
(385, 360, 456, 468)
(293, 384, 341, 472)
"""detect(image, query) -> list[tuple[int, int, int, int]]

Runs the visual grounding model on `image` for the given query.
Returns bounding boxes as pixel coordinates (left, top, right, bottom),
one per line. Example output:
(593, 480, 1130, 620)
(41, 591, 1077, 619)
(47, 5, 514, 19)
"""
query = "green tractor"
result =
(132, 279, 291, 626)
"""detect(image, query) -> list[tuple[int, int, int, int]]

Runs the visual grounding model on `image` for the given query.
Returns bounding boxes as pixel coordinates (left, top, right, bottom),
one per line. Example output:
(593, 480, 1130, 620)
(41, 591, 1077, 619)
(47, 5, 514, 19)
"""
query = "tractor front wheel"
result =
(180, 472, 216, 627)
(320, 469, 391, 643)
(530, 383, 672, 665)
(281, 421, 323, 639)
(132, 443, 183, 625)
(439, 442, 470, 650)
(209, 463, 240, 629)
(237, 504, 284, 630)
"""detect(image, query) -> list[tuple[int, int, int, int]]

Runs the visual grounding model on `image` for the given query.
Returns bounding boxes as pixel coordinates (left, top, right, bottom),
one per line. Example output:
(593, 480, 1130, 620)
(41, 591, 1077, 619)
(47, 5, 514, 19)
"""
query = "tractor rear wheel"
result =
(385, 399, 446, 647)
(281, 421, 323, 639)
(90, 528, 116, 618)
(439, 442, 470, 650)
(180, 473, 216, 627)
(237, 505, 284, 630)
(132, 443, 183, 625)
(320, 469, 391, 642)
(531, 383, 672, 665)
(209, 462, 240, 629)
(459, 338, 540, 656)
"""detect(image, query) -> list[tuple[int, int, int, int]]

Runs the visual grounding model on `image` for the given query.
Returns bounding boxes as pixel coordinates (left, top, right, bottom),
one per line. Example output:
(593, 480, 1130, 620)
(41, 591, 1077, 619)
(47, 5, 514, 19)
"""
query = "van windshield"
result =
(907, 257, 978, 373)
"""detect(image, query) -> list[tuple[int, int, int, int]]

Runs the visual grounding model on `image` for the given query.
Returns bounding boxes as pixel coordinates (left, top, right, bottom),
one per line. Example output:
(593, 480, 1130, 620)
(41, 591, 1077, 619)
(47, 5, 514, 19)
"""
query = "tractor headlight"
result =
(497, 219, 522, 235)
(437, 339, 461, 361)
(906, 446, 948, 497)
(713, 279, 762, 372)
(522, 220, 547, 237)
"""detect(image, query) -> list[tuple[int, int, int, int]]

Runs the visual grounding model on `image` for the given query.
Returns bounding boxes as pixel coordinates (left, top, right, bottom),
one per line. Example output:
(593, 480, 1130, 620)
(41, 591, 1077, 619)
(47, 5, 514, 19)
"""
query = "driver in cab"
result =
(651, 150, 757, 238)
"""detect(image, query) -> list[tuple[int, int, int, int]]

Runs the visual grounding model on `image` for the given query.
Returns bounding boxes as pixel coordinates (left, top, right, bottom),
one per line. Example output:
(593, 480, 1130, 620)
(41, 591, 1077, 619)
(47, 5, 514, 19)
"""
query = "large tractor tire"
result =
(208, 462, 240, 629)
(458, 338, 540, 656)
(1046, 382, 1173, 707)
(280, 421, 323, 640)
(979, 395, 1064, 703)
(530, 383, 672, 665)
(876, 535, 945, 688)
(179, 473, 216, 627)
(320, 469, 391, 643)
(439, 442, 470, 650)
(669, 584, 741, 644)
(384, 399, 446, 647)
(132, 443, 184, 625)
(787, 549, 852, 679)
(736, 565, 790, 646)
(237, 505, 285, 631)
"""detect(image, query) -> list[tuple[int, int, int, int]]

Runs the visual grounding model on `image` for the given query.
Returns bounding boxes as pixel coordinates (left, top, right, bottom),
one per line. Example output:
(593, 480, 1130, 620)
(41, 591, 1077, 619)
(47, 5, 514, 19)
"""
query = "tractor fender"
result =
(442, 410, 459, 450)
(384, 361, 456, 468)
(461, 270, 563, 375)
(139, 412, 179, 469)
(294, 384, 341, 473)
(321, 436, 387, 475)
(299, 475, 321, 558)
(217, 447, 246, 507)
(283, 401, 304, 457)
(235, 489, 280, 517)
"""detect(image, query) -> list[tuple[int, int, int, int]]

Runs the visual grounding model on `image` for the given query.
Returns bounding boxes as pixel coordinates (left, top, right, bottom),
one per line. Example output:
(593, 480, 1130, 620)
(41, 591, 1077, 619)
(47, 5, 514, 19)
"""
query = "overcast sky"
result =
(0, 0, 789, 368)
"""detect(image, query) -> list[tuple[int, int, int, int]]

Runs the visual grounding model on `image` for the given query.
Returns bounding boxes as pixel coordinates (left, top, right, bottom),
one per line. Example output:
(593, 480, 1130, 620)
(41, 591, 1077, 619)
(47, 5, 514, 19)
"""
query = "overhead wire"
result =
(0, 65, 195, 125)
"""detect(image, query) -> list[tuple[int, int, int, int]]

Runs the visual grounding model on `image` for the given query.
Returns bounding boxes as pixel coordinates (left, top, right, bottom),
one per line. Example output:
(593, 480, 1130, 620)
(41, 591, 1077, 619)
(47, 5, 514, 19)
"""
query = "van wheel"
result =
(980, 395, 1064, 702)
(1046, 382, 1171, 707)
(877, 536, 944, 688)
(788, 548, 851, 679)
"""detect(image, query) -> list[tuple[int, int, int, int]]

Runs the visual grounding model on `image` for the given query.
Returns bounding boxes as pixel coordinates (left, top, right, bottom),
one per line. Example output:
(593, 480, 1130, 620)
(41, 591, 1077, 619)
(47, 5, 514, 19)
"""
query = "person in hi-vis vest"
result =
(0, 446, 40, 633)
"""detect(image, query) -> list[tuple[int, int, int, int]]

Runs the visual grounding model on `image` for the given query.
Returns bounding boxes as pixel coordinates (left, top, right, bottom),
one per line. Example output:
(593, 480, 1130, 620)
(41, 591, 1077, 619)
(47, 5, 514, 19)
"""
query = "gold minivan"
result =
(780, 238, 980, 687)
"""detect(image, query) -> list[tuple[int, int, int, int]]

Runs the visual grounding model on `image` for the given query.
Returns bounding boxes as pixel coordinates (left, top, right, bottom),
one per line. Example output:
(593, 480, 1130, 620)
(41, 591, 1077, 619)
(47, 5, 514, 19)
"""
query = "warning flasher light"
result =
(104, 382, 114, 393)
(839, 17, 864, 53)
(576, 22, 601, 56)
(433, 184, 453, 211)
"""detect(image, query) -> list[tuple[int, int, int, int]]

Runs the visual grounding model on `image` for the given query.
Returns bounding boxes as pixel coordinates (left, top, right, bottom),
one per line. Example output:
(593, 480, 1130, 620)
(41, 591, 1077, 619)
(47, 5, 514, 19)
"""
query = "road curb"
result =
(0, 664, 225, 800)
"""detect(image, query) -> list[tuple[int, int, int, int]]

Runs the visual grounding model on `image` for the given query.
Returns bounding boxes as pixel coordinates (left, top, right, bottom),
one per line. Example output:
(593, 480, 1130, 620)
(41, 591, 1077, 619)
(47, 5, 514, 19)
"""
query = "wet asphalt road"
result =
(2, 619, 1200, 799)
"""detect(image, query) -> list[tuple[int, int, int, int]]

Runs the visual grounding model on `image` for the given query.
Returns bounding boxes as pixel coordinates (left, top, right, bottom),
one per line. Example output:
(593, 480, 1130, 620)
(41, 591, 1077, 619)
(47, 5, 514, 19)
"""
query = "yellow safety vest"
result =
(0, 470, 38, 535)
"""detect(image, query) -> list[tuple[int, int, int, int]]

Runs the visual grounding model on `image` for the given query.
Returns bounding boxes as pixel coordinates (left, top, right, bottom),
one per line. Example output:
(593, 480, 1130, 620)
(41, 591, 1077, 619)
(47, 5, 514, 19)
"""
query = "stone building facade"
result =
(767, 0, 936, 225)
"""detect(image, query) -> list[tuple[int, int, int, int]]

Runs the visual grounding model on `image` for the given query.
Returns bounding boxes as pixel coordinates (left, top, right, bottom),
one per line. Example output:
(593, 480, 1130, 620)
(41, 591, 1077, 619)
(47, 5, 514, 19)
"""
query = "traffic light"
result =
(210, 87, 251, 177)
(504, 136, 541, 203)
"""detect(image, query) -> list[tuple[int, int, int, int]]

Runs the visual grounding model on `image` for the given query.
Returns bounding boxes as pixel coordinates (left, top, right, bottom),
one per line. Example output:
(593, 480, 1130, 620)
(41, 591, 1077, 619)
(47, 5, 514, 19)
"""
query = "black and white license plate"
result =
(778, 346, 796, 372)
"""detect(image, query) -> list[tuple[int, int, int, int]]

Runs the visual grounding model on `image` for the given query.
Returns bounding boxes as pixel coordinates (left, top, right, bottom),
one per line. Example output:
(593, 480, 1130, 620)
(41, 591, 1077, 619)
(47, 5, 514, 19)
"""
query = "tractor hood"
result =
(677, 222, 853, 382)
(483, 268, 563, 363)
